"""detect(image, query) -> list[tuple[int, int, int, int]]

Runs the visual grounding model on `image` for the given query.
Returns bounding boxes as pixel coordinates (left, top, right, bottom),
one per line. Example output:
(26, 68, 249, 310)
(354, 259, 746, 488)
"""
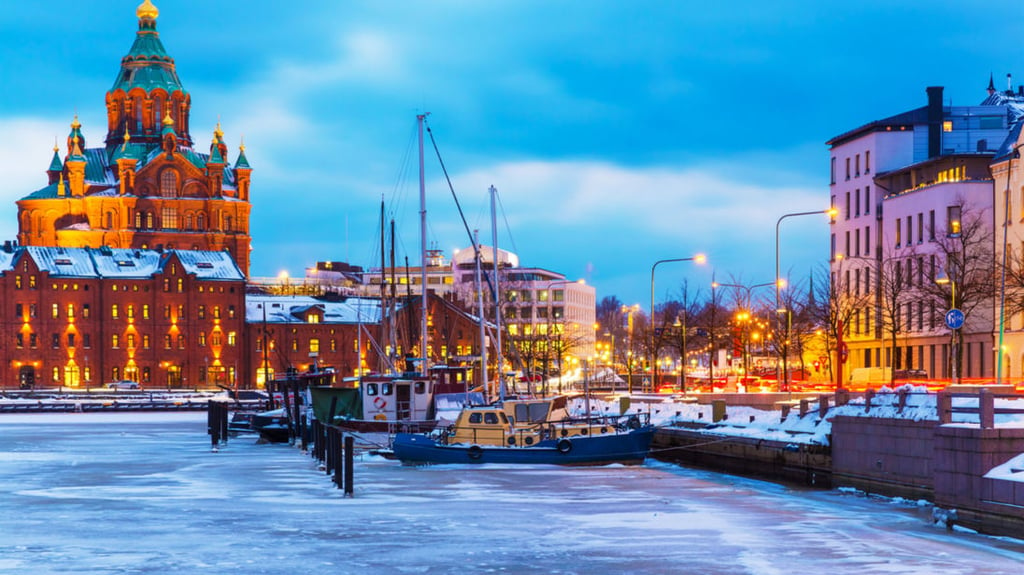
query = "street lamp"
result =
(673, 315, 686, 394)
(776, 208, 837, 390)
(650, 254, 706, 393)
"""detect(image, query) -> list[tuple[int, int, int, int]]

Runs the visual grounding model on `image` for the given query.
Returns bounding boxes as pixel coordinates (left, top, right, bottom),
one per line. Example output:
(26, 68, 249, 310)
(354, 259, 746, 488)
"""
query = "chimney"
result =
(926, 86, 944, 159)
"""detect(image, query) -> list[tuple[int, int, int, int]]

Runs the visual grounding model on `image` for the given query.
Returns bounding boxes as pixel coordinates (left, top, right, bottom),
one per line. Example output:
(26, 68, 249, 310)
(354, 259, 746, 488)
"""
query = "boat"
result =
(250, 407, 290, 443)
(391, 405, 655, 465)
(309, 364, 484, 434)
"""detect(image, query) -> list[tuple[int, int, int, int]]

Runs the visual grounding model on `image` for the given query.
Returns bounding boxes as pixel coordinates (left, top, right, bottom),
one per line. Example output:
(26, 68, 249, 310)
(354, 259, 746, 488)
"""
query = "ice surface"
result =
(1, 412, 1023, 574)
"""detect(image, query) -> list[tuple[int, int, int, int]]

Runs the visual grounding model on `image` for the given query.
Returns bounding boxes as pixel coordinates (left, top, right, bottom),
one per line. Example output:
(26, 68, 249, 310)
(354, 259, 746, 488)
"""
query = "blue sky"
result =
(2, 1, 1023, 310)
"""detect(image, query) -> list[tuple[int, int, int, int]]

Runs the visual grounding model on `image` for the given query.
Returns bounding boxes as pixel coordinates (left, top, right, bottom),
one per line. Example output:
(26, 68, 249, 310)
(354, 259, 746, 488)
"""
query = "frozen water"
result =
(1, 412, 1022, 574)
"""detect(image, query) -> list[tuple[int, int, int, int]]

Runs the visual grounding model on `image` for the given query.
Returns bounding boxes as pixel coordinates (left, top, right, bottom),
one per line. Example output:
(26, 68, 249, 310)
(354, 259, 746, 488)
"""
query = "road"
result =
(0, 412, 1022, 574)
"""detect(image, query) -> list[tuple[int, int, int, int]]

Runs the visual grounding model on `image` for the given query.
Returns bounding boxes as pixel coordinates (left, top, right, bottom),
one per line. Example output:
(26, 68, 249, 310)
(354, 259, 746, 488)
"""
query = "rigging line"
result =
(424, 119, 498, 300)
(494, 188, 520, 257)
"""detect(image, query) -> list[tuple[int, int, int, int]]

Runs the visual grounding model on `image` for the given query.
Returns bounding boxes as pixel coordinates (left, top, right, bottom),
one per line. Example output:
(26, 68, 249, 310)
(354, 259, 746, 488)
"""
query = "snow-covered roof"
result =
(245, 294, 386, 324)
(0, 246, 242, 281)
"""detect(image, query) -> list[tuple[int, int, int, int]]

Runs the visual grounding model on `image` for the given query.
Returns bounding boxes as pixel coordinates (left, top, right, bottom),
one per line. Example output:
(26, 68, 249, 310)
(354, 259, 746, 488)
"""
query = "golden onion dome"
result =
(136, 0, 159, 20)
(162, 112, 174, 126)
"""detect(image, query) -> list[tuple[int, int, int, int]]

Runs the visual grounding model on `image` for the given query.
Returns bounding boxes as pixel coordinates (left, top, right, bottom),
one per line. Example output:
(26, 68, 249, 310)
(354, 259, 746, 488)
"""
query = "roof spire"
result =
(57, 172, 66, 197)
(136, 0, 159, 21)
(988, 72, 996, 95)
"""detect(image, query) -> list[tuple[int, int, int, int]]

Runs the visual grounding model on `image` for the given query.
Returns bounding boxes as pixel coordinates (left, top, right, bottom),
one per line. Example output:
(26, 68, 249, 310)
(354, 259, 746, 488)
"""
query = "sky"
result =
(2, 1, 1024, 310)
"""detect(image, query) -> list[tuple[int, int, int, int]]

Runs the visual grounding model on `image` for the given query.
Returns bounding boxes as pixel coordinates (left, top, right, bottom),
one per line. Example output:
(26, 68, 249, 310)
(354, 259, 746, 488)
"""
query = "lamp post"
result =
(673, 314, 686, 393)
(776, 208, 836, 391)
(998, 147, 1022, 384)
(650, 254, 706, 393)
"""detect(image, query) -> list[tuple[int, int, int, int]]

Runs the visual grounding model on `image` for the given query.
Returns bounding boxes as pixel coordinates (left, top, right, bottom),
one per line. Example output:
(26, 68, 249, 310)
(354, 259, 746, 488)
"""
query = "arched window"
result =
(224, 215, 232, 232)
(135, 99, 143, 132)
(135, 211, 142, 229)
(185, 214, 193, 230)
(145, 212, 154, 229)
(197, 213, 206, 230)
(153, 98, 162, 131)
(160, 170, 177, 198)
(105, 211, 114, 229)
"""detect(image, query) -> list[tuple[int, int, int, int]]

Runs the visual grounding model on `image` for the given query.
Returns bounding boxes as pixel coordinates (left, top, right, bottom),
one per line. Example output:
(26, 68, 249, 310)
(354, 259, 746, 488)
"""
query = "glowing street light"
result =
(650, 254, 706, 393)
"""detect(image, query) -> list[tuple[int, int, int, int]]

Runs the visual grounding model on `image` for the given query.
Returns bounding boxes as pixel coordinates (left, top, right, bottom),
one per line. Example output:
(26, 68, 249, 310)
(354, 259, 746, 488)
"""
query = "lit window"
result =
(943, 121, 953, 132)
(309, 338, 320, 353)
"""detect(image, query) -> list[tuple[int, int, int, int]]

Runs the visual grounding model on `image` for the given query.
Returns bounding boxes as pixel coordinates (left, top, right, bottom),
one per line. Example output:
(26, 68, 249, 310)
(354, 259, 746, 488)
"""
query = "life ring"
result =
(556, 438, 572, 454)
(373, 396, 387, 409)
(467, 445, 483, 460)
(600, 427, 609, 434)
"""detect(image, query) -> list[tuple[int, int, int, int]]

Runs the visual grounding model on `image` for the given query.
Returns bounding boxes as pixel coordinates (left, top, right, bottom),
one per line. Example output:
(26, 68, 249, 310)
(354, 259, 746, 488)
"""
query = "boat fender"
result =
(557, 438, 572, 454)
(507, 437, 516, 445)
(627, 416, 641, 430)
(374, 413, 387, 421)
(600, 427, 608, 434)
(560, 429, 569, 438)
(580, 428, 588, 436)
(467, 445, 483, 460)
(373, 396, 387, 409)
(524, 436, 534, 445)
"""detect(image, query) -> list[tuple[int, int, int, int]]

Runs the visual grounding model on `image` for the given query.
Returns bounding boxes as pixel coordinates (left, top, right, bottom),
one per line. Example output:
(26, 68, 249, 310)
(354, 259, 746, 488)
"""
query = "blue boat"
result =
(391, 406, 655, 466)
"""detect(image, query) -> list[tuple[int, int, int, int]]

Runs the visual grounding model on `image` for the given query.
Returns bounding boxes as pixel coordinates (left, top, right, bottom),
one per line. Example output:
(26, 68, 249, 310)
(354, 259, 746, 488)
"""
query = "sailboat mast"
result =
(379, 200, 388, 373)
(417, 113, 429, 377)
(475, 229, 488, 399)
(489, 185, 505, 401)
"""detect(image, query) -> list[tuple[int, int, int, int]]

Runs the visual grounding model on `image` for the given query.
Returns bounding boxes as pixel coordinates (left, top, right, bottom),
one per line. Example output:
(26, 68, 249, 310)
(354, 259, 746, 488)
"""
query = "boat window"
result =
(366, 383, 378, 396)
(414, 381, 426, 394)
(499, 412, 509, 424)
(469, 412, 482, 424)
(381, 383, 393, 396)
(484, 412, 499, 424)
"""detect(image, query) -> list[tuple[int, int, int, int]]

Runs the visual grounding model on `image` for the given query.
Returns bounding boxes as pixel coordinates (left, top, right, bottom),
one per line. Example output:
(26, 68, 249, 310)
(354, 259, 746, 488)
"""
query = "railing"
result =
(937, 389, 1024, 428)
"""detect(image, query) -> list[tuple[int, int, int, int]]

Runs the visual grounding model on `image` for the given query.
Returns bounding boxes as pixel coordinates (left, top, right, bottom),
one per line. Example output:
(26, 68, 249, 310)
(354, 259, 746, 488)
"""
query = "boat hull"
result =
(392, 427, 655, 466)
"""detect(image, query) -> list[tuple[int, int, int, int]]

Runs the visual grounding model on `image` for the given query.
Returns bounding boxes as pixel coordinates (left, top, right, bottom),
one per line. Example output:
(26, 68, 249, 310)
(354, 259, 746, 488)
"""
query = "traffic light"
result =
(813, 360, 821, 372)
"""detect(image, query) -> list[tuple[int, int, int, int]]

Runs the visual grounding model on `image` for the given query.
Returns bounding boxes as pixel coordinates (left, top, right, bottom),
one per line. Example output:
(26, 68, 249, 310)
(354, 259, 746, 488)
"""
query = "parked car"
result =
(106, 379, 140, 390)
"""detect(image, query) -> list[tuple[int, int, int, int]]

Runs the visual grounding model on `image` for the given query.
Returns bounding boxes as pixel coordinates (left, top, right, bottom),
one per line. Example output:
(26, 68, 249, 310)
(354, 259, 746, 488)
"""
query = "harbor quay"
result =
(2, 411, 1024, 574)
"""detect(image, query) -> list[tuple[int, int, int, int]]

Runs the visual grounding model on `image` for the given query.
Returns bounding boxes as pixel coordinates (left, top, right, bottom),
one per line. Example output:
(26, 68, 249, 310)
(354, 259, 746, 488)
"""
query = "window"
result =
(929, 210, 936, 240)
(845, 192, 851, 219)
(16, 333, 23, 349)
(67, 333, 75, 348)
(895, 219, 902, 247)
(947, 205, 962, 236)
(198, 305, 206, 319)
(228, 331, 237, 346)
(830, 157, 836, 184)
(917, 213, 923, 243)
(177, 335, 185, 349)
(111, 304, 119, 319)
(51, 303, 59, 319)
(865, 225, 871, 254)
(67, 304, 75, 319)
(143, 334, 150, 349)
(29, 276, 36, 289)
(15, 276, 21, 289)
(160, 170, 177, 198)
(83, 334, 90, 349)
(199, 331, 207, 346)
(855, 189, 861, 217)
(864, 151, 870, 174)
(127, 305, 135, 319)
(213, 306, 221, 320)
(176, 278, 183, 293)
(142, 304, 150, 319)
(112, 334, 120, 349)
(161, 207, 179, 229)
(30, 334, 37, 349)
(164, 335, 172, 349)
(127, 334, 136, 348)
(854, 229, 861, 256)
(855, 154, 860, 177)
(291, 339, 298, 352)
(228, 305, 236, 319)
(864, 186, 870, 214)
(906, 216, 912, 245)
(845, 157, 850, 180)
(942, 120, 953, 132)
(309, 338, 320, 353)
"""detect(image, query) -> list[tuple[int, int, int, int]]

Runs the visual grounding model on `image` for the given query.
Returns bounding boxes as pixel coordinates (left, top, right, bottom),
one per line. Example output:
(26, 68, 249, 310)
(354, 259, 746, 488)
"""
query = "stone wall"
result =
(933, 426, 1024, 535)
(831, 416, 938, 500)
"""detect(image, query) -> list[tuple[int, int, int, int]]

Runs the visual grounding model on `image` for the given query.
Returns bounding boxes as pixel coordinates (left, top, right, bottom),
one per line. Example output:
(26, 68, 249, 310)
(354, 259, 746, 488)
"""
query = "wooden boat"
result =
(391, 405, 654, 465)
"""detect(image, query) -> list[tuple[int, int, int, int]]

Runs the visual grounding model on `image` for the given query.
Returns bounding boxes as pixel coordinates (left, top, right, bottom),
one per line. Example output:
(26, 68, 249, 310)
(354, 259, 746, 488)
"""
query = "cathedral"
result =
(16, 0, 253, 276)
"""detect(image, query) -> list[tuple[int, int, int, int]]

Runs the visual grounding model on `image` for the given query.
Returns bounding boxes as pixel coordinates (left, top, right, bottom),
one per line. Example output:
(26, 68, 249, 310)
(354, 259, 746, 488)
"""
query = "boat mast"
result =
(379, 199, 389, 373)
(475, 229, 488, 400)
(489, 185, 505, 402)
(417, 113, 429, 377)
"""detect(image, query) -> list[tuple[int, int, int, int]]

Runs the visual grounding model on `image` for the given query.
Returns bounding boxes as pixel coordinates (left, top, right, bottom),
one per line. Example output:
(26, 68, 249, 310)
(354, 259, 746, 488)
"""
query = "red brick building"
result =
(1, 245, 245, 388)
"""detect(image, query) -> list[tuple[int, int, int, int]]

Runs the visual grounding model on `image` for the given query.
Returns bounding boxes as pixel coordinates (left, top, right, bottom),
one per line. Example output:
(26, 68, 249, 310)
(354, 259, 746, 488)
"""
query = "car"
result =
(106, 379, 140, 390)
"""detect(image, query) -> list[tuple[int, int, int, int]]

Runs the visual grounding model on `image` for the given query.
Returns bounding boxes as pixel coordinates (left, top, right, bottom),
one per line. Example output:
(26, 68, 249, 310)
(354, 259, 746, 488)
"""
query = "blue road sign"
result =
(945, 308, 965, 330)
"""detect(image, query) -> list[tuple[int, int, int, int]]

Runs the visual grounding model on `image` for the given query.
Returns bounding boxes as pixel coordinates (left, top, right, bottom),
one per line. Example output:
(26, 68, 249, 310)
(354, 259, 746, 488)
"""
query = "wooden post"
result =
(344, 435, 354, 497)
(799, 399, 808, 417)
(219, 403, 229, 443)
(818, 394, 830, 419)
(864, 389, 874, 413)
